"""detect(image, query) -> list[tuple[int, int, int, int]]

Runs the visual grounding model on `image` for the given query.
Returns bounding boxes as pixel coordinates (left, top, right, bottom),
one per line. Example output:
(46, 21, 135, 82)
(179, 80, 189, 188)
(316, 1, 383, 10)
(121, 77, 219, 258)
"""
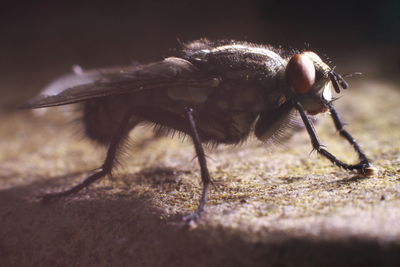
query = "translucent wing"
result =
(25, 57, 218, 109)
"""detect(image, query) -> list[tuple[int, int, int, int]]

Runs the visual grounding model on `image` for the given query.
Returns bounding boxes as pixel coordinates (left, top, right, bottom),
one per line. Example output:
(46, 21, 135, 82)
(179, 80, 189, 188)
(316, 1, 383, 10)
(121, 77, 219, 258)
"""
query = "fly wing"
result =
(24, 57, 218, 109)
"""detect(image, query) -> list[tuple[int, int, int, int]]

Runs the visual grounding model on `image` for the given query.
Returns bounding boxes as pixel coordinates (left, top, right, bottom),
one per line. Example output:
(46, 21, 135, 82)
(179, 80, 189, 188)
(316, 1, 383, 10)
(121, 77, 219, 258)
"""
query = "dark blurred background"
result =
(1, 0, 399, 109)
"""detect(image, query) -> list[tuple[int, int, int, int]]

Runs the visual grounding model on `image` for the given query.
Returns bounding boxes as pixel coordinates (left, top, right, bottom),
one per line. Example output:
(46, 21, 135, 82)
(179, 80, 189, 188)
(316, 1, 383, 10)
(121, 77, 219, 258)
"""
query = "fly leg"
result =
(183, 107, 212, 224)
(326, 102, 377, 176)
(41, 110, 133, 202)
(294, 101, 376, 176)
(326, 102, 368, 163)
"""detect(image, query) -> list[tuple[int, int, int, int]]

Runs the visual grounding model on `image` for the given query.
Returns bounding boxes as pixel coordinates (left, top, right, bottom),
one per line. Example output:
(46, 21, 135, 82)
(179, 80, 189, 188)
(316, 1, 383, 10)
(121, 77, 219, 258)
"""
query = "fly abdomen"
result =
(82, 96, 140, 145)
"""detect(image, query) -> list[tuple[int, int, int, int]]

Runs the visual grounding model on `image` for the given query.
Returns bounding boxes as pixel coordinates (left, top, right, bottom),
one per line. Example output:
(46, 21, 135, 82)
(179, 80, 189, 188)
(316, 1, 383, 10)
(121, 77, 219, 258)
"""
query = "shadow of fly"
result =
(25, 39, 377, 224)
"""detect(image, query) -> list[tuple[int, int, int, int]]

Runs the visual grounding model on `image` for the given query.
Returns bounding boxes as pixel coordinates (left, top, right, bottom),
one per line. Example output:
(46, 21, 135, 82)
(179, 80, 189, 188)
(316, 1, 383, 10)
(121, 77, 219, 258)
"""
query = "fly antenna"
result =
(328, 69, 349, 93)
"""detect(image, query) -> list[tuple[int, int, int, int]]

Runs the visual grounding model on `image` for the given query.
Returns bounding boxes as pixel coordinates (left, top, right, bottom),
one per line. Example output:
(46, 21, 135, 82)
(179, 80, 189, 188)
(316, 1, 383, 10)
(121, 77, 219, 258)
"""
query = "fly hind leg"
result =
(41, 110, 135, 202)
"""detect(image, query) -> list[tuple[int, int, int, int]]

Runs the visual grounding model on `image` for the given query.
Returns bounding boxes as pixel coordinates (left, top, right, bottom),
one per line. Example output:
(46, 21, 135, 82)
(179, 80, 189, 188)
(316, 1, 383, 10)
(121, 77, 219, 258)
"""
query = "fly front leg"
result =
(326, 102, 377, 176)
(183, 107, 212, 224)
(326, 102, 368, 162)
(41, 110, 134, 202)
(294, 101, 377, 177)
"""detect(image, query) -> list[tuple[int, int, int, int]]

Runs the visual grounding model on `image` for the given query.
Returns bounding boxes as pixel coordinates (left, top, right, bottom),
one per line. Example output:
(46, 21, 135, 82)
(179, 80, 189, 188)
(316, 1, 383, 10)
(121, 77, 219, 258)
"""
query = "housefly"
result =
(25, 39, 377, 223)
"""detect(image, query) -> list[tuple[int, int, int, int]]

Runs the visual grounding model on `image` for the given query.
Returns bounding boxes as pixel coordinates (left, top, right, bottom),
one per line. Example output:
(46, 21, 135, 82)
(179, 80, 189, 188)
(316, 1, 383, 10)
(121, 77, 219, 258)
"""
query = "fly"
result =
(25, 39, 377, 223)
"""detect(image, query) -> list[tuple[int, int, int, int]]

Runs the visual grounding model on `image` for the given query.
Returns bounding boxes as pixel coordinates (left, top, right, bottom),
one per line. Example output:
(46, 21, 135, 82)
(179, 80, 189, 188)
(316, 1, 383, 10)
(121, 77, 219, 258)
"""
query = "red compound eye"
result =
(287, 53, 316, 94)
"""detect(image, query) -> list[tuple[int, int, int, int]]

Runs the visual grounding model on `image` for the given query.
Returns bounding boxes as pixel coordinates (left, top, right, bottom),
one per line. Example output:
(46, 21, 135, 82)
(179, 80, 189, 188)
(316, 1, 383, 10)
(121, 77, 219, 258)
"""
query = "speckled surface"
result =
(0, 80, 399, 266)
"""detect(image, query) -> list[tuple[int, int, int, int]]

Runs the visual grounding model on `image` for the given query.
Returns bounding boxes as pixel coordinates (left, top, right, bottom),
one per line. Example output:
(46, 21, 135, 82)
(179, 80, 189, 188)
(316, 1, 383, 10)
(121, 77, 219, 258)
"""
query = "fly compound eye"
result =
(287, 54, 316, 94)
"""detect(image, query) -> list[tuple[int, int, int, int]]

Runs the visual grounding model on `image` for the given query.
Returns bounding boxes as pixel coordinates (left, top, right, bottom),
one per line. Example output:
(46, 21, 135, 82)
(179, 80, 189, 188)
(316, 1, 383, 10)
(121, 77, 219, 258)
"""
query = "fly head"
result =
(286, 51, 349, 115)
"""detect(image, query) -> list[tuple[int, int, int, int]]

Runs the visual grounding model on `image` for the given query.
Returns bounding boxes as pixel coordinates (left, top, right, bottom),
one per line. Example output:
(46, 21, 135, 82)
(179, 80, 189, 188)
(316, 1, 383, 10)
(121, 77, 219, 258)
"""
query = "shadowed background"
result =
(1, 1, 400, 266)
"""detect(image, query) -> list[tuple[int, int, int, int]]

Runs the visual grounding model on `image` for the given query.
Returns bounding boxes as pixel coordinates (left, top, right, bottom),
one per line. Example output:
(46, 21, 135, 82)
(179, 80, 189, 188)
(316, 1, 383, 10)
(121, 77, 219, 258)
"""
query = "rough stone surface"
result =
(0, 80, 399, 266)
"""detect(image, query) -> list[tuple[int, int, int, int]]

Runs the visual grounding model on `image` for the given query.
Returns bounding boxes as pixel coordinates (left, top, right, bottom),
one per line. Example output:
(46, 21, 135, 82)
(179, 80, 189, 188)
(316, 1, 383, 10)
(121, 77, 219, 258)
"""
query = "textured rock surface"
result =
(0, 80, 399, 266)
